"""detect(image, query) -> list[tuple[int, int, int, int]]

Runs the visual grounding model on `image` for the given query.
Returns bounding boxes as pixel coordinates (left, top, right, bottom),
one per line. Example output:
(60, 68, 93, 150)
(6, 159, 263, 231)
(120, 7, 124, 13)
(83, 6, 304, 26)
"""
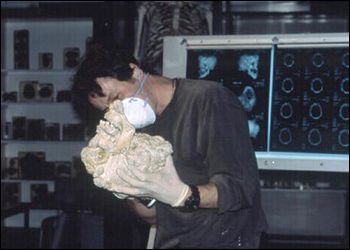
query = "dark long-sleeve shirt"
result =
(141, 78, 267, 249)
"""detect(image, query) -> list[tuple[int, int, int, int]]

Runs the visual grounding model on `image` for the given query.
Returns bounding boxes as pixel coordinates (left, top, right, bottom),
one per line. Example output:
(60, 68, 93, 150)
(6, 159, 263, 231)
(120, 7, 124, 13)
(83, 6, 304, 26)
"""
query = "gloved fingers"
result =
(113, 192, 129, 199)
(165, 155, 178, 170)
(127, 165, 151, 182)
(113, 185, 142, 197)
(117, 168, 146, 188)
(93, 177, 106, 188)
(163, 155, 179, 175)
(164, 154, 173, 166)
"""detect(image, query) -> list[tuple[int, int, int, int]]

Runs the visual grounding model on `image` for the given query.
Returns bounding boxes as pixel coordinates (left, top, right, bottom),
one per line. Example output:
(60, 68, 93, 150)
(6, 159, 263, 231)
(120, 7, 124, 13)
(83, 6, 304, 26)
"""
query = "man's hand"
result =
(113, 155, 190, 207)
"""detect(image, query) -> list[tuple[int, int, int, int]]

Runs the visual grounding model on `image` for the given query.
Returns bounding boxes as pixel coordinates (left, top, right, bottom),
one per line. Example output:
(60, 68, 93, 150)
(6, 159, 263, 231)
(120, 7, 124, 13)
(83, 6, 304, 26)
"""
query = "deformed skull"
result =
(238, 54, 259, 80)
(80, 100, 173, 199)
(198, 55, 218, 79)
(238, 86, 257, 113)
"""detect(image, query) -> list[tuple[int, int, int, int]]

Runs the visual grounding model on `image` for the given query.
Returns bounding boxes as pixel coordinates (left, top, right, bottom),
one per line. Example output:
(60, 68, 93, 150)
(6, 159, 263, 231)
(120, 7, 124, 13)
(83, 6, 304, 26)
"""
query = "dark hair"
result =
(71, 43, 139, 123)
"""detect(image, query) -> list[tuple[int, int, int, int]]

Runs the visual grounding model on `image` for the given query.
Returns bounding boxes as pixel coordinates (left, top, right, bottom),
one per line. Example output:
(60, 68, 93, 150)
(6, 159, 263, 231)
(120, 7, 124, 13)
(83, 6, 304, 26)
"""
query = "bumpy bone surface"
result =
(80, 100, 173, 198)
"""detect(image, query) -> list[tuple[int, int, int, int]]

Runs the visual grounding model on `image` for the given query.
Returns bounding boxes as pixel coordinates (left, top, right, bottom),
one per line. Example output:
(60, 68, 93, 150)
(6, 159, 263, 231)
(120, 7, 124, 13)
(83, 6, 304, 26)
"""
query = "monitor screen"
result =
(187, 49, 271, 151)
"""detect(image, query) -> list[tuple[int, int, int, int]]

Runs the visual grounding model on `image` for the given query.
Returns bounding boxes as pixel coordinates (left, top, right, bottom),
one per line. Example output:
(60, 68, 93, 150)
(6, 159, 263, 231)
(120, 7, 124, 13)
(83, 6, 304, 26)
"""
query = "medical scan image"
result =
(198, 54, 218, 79)
(238, 54, 260, 80)
(187, 49, 270, 151)
(187, 50, 226, 84)
(272, 47, 349, 154)
(186, 44, 348, 155)
(238, 86, 257, 112)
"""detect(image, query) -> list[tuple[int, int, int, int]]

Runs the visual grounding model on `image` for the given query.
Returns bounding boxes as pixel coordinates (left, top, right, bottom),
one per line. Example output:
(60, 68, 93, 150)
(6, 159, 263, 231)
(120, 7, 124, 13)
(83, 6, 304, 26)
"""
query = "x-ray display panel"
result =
(272, 47, 349, 154)
(187, 49, 271, 151)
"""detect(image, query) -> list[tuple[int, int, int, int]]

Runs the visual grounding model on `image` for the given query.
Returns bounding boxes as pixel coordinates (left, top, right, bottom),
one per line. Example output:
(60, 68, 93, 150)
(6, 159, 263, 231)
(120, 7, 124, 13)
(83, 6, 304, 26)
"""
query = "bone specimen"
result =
(80, 100, 173, 198)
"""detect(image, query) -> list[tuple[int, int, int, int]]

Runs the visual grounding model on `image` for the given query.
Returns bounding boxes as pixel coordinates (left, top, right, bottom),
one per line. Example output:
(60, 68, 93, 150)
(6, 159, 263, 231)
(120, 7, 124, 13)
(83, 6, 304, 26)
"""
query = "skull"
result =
(198, 55, 218, 79)
(238, 86, 257, 112)
(80, 100, 173, 199)
(238, 55, 259, 80)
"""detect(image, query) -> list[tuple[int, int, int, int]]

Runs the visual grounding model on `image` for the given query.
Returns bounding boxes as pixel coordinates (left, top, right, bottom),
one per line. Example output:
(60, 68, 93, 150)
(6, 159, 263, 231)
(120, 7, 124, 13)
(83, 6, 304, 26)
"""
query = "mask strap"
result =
(134, 73, 149, 97)
(131, 73, 150, 106)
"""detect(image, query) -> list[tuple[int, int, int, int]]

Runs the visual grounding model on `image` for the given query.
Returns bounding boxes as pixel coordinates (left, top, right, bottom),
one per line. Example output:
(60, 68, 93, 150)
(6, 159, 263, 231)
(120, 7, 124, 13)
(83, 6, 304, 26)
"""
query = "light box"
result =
(163, 33, 349, 172)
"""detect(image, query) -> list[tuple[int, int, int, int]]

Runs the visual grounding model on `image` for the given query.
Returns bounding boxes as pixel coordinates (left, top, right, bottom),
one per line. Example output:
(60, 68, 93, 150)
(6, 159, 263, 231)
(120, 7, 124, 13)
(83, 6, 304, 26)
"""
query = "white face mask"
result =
(121, 73, 156, 129)
(122, 97, 156, 129)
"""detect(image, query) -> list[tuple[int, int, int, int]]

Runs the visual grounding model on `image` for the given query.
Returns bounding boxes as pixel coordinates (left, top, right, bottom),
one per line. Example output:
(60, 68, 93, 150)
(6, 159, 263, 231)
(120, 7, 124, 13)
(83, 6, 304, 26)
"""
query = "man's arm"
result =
(198, 182, 218, 208)
(116, 156, 219, 210)
(127, 199, 157, 225)
(180, 182, 218, 208)
(127, 181, 218, 223)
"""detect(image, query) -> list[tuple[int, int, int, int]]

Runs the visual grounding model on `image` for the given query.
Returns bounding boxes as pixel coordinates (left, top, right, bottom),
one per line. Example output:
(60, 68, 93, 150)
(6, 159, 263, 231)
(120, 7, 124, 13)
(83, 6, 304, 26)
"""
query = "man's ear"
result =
(129, 63, 143, 80)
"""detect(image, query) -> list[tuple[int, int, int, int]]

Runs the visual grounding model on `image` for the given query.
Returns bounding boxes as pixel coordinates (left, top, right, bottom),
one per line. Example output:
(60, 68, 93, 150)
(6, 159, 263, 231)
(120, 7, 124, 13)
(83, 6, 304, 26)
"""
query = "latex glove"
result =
(114, 155, 190, 207)
(113, 192, 129, 199)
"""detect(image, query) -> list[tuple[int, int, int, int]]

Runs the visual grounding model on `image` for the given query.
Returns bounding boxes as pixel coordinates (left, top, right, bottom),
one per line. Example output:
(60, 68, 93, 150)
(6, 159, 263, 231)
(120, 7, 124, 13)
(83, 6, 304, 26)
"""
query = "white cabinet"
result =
(1, 18, 93, 205)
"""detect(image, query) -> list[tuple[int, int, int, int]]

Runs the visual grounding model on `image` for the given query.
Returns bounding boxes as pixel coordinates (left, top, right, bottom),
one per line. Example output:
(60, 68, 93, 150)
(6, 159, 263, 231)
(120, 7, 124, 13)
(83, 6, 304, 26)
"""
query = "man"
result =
(72, 44, 267, 249)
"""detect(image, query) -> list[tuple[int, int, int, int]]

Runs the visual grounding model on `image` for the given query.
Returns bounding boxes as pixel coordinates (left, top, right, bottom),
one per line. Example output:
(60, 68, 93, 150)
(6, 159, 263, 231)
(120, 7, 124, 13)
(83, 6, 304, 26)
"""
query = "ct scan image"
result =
(187, 49, 271, 151)
(272, 47, 349, 154)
